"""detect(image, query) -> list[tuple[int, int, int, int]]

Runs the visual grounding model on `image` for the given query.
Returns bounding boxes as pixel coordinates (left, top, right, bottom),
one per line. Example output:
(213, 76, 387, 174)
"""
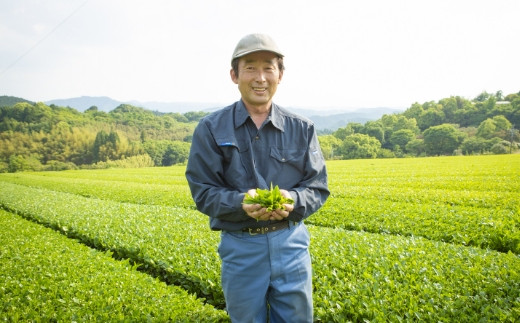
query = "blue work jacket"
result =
(185, 100, 329, 231)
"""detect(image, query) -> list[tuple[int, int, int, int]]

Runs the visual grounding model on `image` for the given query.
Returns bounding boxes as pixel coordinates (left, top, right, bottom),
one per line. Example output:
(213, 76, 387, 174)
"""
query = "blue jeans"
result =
(218, 222, 313, 323)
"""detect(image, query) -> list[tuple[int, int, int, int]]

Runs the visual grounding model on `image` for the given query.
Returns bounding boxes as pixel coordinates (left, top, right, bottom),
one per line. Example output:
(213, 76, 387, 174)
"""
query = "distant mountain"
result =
(44, 96, 222, 113)
(45, 96, 125, 112)
(306, 107, 404, 131)
(29, 95, 404, 131)
(127, 100, 222, 113)
(0, 95, 35, 107)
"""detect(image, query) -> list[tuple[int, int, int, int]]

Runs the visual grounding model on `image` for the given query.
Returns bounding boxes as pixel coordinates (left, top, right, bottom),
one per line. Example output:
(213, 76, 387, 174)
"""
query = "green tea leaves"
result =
(243, 184, 294, 212)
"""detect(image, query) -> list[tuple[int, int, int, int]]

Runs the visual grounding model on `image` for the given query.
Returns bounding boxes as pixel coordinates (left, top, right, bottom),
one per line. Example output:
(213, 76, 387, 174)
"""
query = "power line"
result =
(0, 0, 90, 78)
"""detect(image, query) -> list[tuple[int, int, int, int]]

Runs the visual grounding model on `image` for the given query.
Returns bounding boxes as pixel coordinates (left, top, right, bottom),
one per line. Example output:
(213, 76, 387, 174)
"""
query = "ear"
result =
(278, 69, 284, 84)
(230, 68, 238, 84)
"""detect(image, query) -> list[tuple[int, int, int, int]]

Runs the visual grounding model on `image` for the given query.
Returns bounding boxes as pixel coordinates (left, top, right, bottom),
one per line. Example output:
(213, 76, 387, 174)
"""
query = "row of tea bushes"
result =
(1, 182, 519, 321)
(2, 155, 518, 255)
(0, 182, 224, 307)
(312, 195, 519, 253)
(0, 171, 193, 208)
(5, 169, 516, 253)
(311, 226, 520, 321)
(316, 156, 520, 253)
(0, 210, 229, 322)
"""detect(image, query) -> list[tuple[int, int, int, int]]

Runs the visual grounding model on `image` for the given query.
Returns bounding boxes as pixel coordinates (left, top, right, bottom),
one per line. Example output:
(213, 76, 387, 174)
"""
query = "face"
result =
(230, 51, 283, 111)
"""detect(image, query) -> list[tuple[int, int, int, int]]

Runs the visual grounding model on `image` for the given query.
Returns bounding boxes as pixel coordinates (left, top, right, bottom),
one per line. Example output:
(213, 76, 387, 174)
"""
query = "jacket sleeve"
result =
(185, 120, 249, 222)
(287, 124, 330, 222)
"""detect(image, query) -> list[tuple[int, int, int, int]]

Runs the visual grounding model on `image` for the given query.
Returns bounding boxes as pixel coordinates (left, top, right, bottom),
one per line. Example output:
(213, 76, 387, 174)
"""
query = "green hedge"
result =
(311, 226, 520, 322)
(0, 182, 224, 307)
(1, 182, 519, 322)
(0, 210, 229, 322)
(312, 197, 519, 253)
(0, 169, 194, 208)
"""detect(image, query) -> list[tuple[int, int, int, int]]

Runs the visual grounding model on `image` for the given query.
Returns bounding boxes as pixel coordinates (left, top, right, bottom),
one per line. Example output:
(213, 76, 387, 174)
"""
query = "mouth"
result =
(252, 87, 267, 93)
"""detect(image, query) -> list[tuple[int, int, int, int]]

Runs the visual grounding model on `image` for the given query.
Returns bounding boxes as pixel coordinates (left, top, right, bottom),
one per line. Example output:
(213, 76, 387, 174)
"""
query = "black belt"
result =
(242, 221, 292, 235)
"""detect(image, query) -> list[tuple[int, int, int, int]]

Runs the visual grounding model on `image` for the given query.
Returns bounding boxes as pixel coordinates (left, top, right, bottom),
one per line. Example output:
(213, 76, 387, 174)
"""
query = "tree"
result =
(93, 130, 121, 162)
(460, 137, 487, 155)
(8, 155, 42, 172)
(318, 135, 342, 159)
(439, 97, 458, 123)
(490, 102, 515, 121)
(143, 140, 170, 166)
(474, 91, 491, 102)
(423, 124, 466, 156)
(381, 114, 419, 133)
(362, 121, 385, 144)
(491, 141, 509, 154)
(405, 139, 425, 156)
(162, 141, 190, 166)
(477, 115, 513, 139)
(42, 121, 73, 163)
(495, 90, 504, 101)
(184, 111, 209, 122)
(389, 129, 415, 151)
(333, 123, 356, 140)
(418, 108, 445, 131)
(476, 119, 497, 139)
(402, 102, 423, 120)
(509, 95, 520, 125)
(492, 115, 512, 133)
(339, 134, 381, 159)
(459, 106, 486, 127)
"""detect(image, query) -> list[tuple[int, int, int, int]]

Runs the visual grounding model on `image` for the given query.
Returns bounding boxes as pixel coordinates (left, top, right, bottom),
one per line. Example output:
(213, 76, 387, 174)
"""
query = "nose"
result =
(255, 70, 267, 82)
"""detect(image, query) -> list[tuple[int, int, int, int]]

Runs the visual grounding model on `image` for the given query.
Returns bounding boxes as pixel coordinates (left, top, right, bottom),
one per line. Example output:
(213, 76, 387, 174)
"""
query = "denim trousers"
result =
(218, 222, 313, 323)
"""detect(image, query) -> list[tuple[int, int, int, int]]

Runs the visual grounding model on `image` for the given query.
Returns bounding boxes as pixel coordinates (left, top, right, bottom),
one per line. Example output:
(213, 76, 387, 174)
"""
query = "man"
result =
(185, 33, 329, 322)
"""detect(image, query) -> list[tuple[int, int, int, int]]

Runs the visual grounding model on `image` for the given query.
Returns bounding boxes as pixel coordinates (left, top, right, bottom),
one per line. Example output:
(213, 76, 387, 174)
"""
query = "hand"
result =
(272, 189, 294, 220)
(242, 189, 294, 221)
(243, 189, 272, 221)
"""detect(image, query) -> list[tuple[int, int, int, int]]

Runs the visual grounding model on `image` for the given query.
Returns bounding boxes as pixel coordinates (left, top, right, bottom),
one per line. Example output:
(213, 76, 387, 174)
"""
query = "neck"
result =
(244, 101, 271, 129)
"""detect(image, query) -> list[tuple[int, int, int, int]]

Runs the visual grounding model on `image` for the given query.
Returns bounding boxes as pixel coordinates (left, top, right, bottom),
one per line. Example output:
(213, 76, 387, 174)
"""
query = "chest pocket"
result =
(270, 147, 306, 173)
(217, 138, 252, 189)
(217, 138, 249, 160)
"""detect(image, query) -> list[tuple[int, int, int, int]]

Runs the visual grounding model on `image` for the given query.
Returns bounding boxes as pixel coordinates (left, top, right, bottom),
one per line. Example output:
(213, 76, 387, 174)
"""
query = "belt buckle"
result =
(248, 227, 263, 235)
(246, 223, 283, 235)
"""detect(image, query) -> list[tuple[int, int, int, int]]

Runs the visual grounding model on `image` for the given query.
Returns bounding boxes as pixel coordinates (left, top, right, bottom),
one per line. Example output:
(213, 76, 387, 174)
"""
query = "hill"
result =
(0, 95, 34, 107)
(305, 108, 404, 131)
(45, 96, 125, 112)
(1, 90, 518, 172)
(44, 96, 222, 114)
(42, 96, 400, 131)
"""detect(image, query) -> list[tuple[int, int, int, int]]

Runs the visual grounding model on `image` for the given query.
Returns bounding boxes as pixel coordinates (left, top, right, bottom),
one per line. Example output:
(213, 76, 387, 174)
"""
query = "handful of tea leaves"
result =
(243, 184, 294, 212)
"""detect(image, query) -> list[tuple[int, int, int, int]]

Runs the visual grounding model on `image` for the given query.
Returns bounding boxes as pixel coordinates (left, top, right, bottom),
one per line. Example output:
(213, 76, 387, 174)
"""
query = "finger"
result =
(275, 209, 289, 218)
(274, 209, 289, 219)
(279, 189, 292, 199)
(242, 203, 261, 213)
(282, 203, 294, 212)
(247, 207, 269, 220)
(269, 213, 284, 221)
(257, 211, 272, 221)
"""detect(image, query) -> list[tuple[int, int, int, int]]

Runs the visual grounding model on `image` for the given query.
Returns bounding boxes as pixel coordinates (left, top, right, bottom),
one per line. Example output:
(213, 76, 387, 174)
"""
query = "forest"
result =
(0, 90, 519, 172)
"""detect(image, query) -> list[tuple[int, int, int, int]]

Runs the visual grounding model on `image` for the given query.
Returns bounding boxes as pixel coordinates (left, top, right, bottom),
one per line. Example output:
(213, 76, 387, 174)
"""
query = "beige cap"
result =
(231, 34, 284, 63)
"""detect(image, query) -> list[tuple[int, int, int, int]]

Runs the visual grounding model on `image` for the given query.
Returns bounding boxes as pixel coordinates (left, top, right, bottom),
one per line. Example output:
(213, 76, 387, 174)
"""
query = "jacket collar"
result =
(234, 100, 284, 131)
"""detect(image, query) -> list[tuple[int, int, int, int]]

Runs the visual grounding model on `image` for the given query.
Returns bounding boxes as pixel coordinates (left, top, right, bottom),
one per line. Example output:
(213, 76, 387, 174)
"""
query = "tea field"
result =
(0, 155, 519, 322)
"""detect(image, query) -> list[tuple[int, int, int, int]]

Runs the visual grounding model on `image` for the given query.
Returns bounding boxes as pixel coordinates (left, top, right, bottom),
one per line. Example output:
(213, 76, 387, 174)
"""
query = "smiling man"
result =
(185, 34, 329, 322)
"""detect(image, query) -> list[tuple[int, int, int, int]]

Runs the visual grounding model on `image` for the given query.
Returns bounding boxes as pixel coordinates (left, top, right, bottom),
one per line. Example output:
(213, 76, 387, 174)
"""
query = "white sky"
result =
(1, 0, 519, 111)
